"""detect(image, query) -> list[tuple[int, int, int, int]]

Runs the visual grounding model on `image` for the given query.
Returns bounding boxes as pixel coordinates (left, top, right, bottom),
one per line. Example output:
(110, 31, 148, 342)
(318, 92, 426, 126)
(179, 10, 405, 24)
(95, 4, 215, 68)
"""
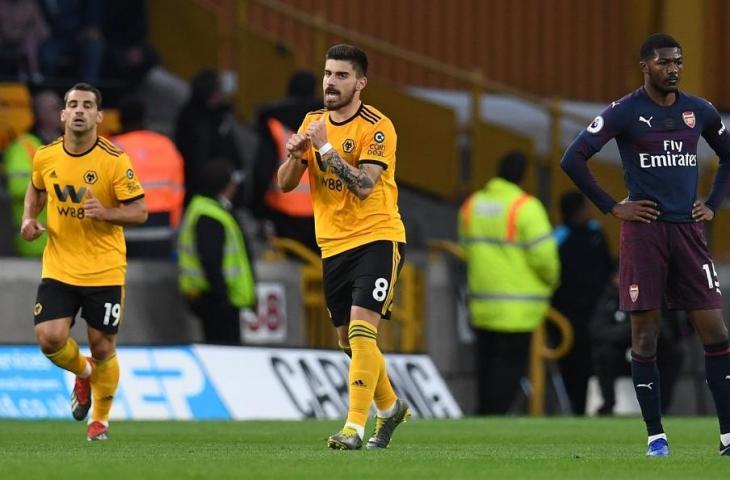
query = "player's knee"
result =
(89, 343, 115, 361)
(703, 328, 730, 346)
(350, 306, 380, 324)
(632, 330, 658, 356)
(35, 330, 68, 354)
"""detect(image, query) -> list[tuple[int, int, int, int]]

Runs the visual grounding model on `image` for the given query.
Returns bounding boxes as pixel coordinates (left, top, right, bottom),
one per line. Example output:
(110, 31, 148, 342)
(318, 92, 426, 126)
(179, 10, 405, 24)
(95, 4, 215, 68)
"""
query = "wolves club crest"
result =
(682, 111, 695, 128)
(629, 284, 639, 303)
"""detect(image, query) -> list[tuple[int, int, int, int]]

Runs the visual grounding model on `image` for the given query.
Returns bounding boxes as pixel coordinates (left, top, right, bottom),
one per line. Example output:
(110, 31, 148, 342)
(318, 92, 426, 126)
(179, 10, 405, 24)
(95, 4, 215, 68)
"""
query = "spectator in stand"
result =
(112, 96, 184, 259)
(0, 0, 49, 84)
(38, 0, 104, 84)
(551, 190, 615, 415)
(102, 0, 158, 94)
(4, 89, 62, 256)
(175, 68, 250, 207)
(252, 70, 322, 253)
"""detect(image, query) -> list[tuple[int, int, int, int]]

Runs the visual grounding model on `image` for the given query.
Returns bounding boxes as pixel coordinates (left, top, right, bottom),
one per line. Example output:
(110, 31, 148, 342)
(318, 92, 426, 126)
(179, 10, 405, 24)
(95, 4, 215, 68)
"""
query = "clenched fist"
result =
(305, 120, 327, 150)
(20, 218, 45, 241)
(286, 133, 311, 159)
(83, 189, 109, 221)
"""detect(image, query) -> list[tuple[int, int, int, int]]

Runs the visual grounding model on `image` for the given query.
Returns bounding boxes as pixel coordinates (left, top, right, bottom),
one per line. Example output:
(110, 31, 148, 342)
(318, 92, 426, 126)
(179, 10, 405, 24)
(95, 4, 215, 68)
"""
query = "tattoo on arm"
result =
(324, 151, 374, 193)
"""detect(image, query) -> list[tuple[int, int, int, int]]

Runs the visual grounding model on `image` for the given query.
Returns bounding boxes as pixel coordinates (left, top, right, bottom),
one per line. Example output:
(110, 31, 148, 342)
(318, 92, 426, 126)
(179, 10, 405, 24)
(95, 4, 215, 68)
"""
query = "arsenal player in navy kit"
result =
(562, 33, 730, 457)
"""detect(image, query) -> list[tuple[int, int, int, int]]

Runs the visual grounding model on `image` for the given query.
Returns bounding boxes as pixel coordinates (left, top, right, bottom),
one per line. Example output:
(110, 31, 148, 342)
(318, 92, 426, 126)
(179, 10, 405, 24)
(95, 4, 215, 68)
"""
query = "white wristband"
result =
(319, 142, 334, 156)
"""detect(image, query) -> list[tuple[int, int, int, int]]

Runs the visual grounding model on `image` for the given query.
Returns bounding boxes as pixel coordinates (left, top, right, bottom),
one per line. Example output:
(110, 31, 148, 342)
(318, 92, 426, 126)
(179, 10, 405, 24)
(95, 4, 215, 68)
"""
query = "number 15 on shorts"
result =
(702, 262, 721, 294)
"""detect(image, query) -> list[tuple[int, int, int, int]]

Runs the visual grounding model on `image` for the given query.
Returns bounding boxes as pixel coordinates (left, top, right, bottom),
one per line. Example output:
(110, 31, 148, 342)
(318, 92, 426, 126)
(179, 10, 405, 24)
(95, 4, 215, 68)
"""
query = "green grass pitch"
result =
(0, 417, 726, 479)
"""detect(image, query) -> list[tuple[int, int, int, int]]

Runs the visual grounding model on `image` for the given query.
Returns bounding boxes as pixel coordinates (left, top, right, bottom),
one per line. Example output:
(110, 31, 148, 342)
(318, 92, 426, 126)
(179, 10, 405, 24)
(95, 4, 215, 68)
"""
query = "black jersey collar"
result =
(328, 102, 363, 126)
(63, 136, 99, 157)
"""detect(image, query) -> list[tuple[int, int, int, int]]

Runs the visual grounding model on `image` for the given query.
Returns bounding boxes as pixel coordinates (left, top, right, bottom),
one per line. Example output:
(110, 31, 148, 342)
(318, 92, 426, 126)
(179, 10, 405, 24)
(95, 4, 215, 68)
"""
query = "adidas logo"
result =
(351, 379, 366, 388)
(50, 170, 58, 178)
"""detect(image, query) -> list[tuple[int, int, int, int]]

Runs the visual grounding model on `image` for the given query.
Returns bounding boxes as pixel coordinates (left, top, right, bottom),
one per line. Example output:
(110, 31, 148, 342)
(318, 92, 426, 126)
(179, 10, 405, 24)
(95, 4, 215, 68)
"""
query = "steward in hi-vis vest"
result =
(458, 151, 559, 415)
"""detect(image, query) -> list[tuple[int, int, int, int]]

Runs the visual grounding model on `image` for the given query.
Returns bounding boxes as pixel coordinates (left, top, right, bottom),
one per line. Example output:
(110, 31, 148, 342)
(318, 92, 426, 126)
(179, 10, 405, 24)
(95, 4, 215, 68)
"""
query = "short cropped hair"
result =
(559, 190, 587, 223)
(118, 96, 146, 130)
(640, 33, 681, 60)
(326, 44, 368, 76)
(63, 82, 102, 109)
(497, 151, 528, 184)
(199, 159, 235, 196)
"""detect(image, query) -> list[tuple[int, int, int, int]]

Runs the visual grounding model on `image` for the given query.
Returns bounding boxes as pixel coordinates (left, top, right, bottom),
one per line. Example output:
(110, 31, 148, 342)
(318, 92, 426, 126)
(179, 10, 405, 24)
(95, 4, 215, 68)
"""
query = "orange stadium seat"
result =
(0, 83, 33, 151)
(99, 108, 121, 137)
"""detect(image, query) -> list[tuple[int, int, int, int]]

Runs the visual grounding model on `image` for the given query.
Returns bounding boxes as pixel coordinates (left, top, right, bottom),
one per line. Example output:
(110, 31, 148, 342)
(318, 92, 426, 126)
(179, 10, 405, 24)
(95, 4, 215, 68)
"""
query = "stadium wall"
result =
(1, 257, 727, 415)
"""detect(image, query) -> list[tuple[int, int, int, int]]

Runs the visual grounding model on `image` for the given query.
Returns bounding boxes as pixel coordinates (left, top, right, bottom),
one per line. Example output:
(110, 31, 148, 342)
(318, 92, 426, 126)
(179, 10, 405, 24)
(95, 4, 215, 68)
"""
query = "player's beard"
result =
(653, 74, 679, 94)
(324, 86, 357, 111)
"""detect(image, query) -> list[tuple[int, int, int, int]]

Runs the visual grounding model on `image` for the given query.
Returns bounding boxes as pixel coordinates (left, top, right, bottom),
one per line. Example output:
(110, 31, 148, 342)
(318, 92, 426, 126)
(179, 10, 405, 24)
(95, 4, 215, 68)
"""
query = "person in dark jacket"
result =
(174, 69, 249, 206)
(551, 190, 615, 415)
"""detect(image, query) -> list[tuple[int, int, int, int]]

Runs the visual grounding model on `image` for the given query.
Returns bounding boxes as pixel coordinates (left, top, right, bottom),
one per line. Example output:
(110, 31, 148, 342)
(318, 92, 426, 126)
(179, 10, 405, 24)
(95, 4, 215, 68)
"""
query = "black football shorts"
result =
(322, 240, 405, 327)
(34, 278, 125, 334)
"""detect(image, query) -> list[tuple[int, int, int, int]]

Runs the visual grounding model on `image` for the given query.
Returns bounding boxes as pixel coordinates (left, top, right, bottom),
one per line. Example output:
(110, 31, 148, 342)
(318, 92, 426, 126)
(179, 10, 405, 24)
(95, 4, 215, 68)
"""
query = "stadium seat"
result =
(99, 108, 121, 137)
(0, 83, 33, 150)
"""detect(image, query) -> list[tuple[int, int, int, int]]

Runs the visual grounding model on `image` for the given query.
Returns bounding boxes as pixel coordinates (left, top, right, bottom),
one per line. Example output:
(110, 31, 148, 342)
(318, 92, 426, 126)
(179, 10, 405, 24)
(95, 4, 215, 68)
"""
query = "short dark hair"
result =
(288, 70, 317, 97)
(559, 190, 587, 223)
(191, 68, 220, 104)
(118, 96, 146, 131)
(63, 82, 102, 108)
(199, 159, 235, 196)
(326, 44, 368, 76)
(497, 151, 528, 184)
(640, 33, 681, 60)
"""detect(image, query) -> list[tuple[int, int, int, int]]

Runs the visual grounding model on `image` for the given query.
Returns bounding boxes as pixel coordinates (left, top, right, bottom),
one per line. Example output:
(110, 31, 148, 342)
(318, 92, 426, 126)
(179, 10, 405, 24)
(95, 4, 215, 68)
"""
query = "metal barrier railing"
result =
(428, 240, 573, 415)
(265, 237, 424, 352)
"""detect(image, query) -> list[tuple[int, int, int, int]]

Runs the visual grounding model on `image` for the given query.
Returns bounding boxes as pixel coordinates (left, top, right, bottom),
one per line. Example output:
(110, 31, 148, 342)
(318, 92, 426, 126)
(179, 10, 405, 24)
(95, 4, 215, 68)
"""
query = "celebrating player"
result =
(278, 44, 410, 450)
(561, 33, 730, 456)
(22, 83, 147, 441)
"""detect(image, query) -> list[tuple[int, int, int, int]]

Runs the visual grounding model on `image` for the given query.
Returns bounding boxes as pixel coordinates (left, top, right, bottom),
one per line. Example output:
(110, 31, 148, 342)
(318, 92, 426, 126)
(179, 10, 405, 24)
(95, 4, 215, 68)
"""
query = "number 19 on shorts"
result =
(103, 302, 121, 326)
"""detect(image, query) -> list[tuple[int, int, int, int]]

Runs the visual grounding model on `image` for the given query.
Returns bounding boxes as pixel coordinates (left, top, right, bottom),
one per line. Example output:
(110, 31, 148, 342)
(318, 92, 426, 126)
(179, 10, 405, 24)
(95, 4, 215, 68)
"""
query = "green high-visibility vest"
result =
(178, 195, 255, 308)
(458, 178, 560, 332)
(6, 133, 47, 257)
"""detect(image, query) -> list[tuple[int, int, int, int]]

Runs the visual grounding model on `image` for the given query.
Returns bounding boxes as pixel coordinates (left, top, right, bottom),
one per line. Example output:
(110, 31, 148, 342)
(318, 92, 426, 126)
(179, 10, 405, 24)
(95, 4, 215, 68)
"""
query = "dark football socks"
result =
(631, 351, 664, 436)
(704, 342, 730, 442)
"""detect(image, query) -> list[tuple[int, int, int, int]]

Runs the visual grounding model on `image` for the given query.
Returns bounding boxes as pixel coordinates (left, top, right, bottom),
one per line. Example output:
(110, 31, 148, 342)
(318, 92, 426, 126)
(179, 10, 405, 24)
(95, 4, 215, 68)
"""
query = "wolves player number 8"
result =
(702, 262, 720, 290)
(372, 278, 389, 301)
(103, 302, 121, 326)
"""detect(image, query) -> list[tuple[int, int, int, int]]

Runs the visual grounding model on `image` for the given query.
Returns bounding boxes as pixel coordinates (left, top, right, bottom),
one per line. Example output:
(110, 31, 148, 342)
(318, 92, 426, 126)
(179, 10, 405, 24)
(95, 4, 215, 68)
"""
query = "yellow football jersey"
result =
(31, 137, 145, 286)
(298, 103, 406, 258)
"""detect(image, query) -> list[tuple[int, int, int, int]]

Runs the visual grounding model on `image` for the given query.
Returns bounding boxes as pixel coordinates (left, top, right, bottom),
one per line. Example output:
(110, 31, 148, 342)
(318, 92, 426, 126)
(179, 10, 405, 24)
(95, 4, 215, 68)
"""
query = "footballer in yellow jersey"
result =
(297, 104, 405, 258)
(278, 44, 411, 451)
(21, 83, 148, 441)
(31, 136, 144, 286)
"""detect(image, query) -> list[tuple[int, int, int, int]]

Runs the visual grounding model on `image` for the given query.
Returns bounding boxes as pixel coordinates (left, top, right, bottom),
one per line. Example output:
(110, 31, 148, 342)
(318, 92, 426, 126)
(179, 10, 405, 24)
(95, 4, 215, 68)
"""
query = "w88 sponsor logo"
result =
(321, 177, 343, 192)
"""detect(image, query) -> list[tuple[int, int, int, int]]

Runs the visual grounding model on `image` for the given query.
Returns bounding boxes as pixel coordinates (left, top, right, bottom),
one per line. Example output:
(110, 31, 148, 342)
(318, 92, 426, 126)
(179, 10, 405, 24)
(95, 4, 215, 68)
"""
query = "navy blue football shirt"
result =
(561, 87, 730, 222)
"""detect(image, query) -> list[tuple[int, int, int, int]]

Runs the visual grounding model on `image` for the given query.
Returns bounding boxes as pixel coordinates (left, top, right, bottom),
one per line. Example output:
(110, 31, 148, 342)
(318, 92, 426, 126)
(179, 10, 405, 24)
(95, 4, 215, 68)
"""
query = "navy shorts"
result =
(619, 221, 722, 312)
(322, 240, 405, 327)
(34, 278, 125, 334)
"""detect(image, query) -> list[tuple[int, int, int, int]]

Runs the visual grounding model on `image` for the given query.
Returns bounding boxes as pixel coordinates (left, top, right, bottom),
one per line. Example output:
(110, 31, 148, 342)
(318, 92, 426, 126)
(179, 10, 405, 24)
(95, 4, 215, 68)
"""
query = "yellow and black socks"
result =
(338, 341, 352, 358)
(346, 320, 381, 436)
(373, 347, 398, 417)
(45, 338, 91, 378)
(90, 352, 120, 424)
